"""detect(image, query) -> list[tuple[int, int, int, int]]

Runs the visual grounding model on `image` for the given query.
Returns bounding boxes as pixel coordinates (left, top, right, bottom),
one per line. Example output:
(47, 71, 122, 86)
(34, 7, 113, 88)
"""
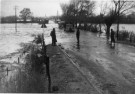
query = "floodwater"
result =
(97, 24, 135, 33)
(58, 30, 135, 93)
(0, 22, 135, 57)
(0, 21, 58, 57)
(0, 21, 59, 93)
(0, 21, 135, 93)
(111, 24, 135, 32)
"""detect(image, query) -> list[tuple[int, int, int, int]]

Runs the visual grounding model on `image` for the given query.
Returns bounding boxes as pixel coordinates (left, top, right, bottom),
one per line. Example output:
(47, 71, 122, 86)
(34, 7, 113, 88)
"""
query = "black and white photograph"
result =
(0, 0, 135, 93)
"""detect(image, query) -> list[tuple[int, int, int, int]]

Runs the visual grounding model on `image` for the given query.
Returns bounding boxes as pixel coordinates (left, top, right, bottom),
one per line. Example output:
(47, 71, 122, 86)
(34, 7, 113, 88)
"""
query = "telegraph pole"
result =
(14, 6, 18, 32)
(57, 10, 59, 21)
(117, 0, 120, 40)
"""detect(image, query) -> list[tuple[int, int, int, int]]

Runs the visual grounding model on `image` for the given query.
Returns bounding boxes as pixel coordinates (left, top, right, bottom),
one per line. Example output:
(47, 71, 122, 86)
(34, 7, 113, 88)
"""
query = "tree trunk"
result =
(24, 17, 26, 22)
(117, 22, 119, 40)
(99, 23, 102, 37)
(106, 25, 111, 41)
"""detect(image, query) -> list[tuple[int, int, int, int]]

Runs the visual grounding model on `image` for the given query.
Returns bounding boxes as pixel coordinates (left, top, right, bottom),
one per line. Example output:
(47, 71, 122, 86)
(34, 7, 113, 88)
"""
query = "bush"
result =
(78, 23, 99, 33)
(118, 30, 135, 43)
(33, 34, 43, 44)
(20, 34, 45, 72)
(90, 24, 99, 33)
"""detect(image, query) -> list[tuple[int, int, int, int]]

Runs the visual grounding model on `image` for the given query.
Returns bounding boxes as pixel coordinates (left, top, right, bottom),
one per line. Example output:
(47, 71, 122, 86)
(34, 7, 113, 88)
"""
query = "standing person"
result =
(76, 28, 80, 45)
(110, 29, 115, 47)
(50, 28, 57, 46)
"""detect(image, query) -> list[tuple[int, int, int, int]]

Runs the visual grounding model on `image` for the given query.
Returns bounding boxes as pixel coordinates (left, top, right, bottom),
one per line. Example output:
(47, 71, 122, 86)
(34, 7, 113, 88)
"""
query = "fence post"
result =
(7, 67, 8, 76)
(41, 34, 51, 92)
(46, 56, 51, 92)
(18, 57, 20, 64)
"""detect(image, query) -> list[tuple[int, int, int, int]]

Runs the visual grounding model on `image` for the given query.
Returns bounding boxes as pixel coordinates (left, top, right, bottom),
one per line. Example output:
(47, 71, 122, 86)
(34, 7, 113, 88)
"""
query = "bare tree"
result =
(60, 3, 69, 16)
(60, 0, 95, 27)
(101, 0, 135, 40)
(75, 0, 95, 24)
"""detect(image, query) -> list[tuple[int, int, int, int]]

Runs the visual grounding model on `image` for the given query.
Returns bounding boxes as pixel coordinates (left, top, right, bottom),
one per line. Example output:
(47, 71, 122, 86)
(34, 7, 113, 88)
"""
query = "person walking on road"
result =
(50, 28, 57, 46)
(76, 28, 80, 45)
(110, 29, 115, 47)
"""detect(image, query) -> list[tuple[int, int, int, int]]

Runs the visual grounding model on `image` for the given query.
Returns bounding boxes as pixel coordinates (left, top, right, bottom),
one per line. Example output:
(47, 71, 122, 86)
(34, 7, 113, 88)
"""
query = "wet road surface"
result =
(57, 29, 135, 94)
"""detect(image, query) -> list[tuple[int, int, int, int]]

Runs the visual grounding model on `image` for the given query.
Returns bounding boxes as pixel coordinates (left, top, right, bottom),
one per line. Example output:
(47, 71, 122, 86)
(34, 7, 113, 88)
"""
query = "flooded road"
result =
(59, 30, 135, 94)
(0, 21, 135, 93)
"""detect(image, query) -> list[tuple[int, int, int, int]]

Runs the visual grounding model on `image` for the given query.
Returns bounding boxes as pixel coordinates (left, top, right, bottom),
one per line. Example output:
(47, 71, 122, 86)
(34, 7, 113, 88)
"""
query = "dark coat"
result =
(76, 29, 80, 38)
(111, 30, 115, 42)
(50, 30, 57, 42)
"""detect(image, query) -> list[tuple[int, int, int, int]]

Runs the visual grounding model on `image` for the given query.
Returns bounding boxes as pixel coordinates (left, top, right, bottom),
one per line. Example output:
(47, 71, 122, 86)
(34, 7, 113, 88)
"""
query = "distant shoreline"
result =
(0, 21, 48, 23)
(1, 22, 135, 24)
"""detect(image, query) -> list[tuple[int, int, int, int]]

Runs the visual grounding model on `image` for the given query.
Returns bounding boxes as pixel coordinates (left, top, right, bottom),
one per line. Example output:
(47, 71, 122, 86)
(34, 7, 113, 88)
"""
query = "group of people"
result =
(50, 28, 80, 46)
(50, 27, 115, 48)
(76, 28, 116, 48)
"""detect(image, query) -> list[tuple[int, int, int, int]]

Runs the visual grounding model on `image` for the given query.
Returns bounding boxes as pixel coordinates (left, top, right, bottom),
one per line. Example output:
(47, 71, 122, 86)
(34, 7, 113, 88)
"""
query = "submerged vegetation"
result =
(78, 24, 99, 33)
(19, 34, 45, 72)
(118, 30, 135, 43)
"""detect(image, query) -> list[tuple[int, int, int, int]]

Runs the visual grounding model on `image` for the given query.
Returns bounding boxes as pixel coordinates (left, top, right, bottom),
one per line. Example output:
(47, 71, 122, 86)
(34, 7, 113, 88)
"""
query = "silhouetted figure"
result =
(50, 28, 57, 46)
(76, 28, 80, 45)
(110, 29, 115, 47)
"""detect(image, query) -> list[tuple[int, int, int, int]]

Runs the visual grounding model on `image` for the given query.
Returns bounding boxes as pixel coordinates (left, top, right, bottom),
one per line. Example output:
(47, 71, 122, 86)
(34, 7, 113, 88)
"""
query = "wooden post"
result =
(46, 56, 51, 92)
(117, 0, 120, 40)
(18, 57, 20, 63)
(14, 6, 18, 32)
(42, 34, 46, 56)
(99, 13, 102, 37)
(7, 67, 8, 76)
(42, 34, 51, 92)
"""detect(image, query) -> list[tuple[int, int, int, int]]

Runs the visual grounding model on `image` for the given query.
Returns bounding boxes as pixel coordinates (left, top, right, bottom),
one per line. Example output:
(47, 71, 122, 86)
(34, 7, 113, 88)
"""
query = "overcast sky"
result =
(1, 0, 106, 17)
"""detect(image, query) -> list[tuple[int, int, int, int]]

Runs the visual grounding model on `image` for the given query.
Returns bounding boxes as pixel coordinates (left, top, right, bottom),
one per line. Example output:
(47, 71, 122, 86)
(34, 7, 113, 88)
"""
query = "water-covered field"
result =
(0, 22, 135, 57)
(111, 24, 135, 32)
(0, 21, 58, 57)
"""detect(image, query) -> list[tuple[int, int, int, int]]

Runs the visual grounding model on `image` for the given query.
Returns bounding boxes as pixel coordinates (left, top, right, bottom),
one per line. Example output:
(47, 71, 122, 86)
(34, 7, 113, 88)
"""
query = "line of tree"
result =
(60, 0, 96, 27)
(1, 12, 134, 24)
(101, 0, 135, 40)
(60, 0, 135, 39)
(1, 8, 49, 23)
(1, 16, 16, 23)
